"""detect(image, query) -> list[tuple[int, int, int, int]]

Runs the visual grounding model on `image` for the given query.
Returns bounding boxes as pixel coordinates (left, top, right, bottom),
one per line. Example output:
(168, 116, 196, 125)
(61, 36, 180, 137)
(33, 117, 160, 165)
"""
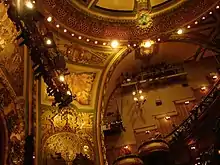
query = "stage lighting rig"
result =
(5, 0, 75, 108)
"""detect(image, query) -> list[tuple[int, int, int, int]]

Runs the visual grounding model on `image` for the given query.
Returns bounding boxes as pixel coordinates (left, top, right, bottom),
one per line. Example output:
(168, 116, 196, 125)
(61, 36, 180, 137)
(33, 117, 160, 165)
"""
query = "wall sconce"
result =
(185, 101, 190, 105)
(145, 130, 150, 134)
(165, 116, 171, 120)
(200, 86, 207, 91)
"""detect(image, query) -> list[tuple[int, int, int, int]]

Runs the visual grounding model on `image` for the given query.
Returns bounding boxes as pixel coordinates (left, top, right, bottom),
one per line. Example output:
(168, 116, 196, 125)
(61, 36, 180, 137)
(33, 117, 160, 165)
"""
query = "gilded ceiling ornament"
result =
(136, 0, 153, 29)
(42, 132, 94, 163)
(41, 105, 94, 163)
(55, 40, 109, 66)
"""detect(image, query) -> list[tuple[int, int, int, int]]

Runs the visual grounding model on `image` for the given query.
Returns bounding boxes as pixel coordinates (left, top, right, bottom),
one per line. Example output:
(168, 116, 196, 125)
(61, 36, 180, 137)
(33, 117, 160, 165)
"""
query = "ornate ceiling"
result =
(38, 0, 219, 41)
(75, 0, 170, 14)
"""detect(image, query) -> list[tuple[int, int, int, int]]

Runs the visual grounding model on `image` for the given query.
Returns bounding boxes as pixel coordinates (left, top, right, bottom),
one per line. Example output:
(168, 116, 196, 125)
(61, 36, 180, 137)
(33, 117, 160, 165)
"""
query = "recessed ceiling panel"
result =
(96, 0, 134, 11)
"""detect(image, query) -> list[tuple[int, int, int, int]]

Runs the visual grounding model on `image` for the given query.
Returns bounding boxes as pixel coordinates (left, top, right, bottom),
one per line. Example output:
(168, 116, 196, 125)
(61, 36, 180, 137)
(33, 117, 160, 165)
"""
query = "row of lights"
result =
(46, 16, 121, 48)
(42, 3, 220, 49)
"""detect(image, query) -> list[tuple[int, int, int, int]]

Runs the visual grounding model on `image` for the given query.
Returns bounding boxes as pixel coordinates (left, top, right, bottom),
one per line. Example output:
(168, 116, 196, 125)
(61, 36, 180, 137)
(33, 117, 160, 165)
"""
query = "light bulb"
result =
(111, 40, 119, 48)
(46, 39, 52, 45)
(132, 91, 136, 95)
(67, 91, 71, 95)
(177, 29, 183, 35)
(59, 75, 65, 82)
(47, 16, 52, 22)
(143, 40, 152, 48)
(140, 96, 144, 100)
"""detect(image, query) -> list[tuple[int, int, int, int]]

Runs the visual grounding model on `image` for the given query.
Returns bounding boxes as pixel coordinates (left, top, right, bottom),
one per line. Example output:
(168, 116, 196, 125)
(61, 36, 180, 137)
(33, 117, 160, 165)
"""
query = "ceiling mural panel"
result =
(41, 64, 102, 111)
(65, 72, 96, 105)
(96, 0, 135, 11)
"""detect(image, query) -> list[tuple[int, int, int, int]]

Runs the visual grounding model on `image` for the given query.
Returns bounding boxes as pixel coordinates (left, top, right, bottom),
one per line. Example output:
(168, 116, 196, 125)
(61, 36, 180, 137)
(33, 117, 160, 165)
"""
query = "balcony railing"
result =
(165, 79, 220, 143)
(121, 63, 186, 87)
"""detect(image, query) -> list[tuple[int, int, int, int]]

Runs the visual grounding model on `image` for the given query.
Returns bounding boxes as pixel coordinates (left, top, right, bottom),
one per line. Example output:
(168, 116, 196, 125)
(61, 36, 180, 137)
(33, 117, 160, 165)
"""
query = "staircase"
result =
(165, 79, 220, 143)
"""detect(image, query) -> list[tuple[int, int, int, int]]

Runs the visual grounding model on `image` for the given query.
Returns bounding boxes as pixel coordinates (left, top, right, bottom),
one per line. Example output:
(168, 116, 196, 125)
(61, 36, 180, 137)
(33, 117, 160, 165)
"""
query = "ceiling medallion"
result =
(136, 0, 153, 29)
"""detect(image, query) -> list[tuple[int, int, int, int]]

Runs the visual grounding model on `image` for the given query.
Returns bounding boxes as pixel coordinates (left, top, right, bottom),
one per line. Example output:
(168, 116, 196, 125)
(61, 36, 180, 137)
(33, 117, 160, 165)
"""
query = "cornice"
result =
(40, 0, 220, 40)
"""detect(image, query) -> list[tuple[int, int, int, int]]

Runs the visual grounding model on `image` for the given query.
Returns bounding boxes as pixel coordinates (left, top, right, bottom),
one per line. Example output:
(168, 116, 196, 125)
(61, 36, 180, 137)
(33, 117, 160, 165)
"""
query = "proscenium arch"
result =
(95, 36, 220, 165)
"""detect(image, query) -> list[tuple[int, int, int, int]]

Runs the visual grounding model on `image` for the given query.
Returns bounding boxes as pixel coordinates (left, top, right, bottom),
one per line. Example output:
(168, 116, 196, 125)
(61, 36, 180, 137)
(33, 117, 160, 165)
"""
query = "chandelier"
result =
(5, 0, 75, 108)
(136, 0, 153, 29)
(132, 84, 146, 109)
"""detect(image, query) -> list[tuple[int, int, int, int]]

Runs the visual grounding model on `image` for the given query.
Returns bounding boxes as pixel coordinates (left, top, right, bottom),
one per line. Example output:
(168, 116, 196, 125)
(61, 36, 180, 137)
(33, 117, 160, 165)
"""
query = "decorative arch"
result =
(95, 5, 220, 165)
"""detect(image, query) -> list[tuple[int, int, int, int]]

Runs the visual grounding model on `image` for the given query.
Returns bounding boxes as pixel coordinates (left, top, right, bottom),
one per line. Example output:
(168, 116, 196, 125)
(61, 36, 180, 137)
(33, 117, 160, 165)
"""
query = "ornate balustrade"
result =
(165, 79, 220, 143)
(121, 63, 186, 87)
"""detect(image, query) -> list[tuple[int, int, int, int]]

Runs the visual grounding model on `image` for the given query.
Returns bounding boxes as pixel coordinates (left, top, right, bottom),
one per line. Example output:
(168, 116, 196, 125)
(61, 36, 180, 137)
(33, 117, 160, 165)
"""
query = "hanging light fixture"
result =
(136, 0, 153, 29)
(132, 84, 147, 109)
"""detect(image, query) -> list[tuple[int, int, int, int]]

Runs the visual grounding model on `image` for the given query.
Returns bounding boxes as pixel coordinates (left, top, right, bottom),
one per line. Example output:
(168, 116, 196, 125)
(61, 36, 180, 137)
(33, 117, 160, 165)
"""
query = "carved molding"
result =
(40, 0, 219, 40)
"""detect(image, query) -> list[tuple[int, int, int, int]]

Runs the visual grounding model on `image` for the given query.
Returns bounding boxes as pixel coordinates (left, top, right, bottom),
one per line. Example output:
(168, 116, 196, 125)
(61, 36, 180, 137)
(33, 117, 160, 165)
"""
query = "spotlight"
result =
(111, 40, 119, 48)
(59, 75, 65, 82)
(67, 91, 71, 95)
(177, 29, 183, 34)
(25, 1, 34, 9)
(47, 16, 52, 22)
(191, 146, 196, 150)
(45, 39, 52, 45)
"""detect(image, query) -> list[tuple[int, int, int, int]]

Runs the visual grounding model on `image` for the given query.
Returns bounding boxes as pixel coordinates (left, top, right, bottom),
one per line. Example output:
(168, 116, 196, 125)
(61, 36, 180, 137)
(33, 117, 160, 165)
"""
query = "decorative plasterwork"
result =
(0, 84, 25, 165)
(40, 0, 219, 40)
(41, 64, 102, 111)
(55, 39, 110, 66)
(0, 3, 24, 96)
(41, 105, 94, 162)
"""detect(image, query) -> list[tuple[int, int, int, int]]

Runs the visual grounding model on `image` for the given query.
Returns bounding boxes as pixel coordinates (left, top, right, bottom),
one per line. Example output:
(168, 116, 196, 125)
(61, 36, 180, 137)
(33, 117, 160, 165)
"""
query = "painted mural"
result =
(65, 72, 96, 105)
